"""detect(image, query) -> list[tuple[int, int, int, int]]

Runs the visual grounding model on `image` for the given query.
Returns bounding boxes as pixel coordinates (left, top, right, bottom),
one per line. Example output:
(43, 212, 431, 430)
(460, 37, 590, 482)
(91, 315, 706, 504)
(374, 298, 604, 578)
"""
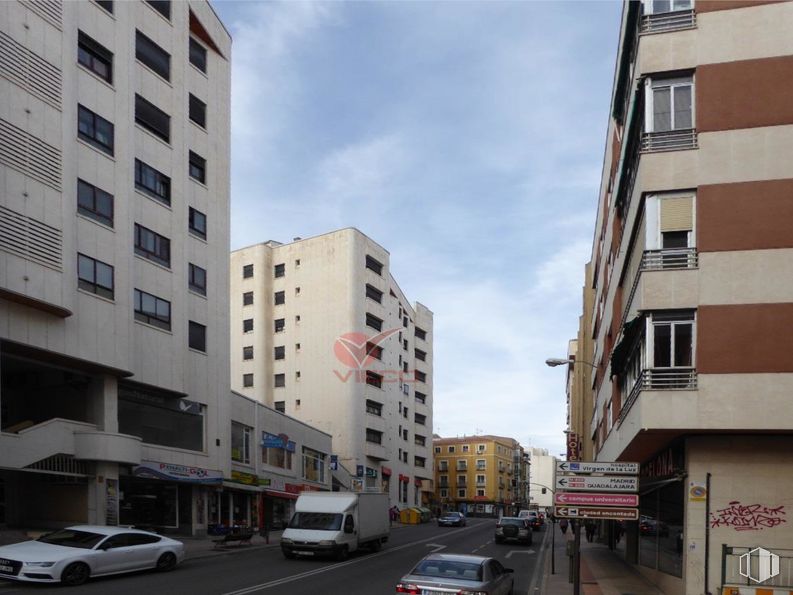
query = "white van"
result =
(281, 492, 390, 560)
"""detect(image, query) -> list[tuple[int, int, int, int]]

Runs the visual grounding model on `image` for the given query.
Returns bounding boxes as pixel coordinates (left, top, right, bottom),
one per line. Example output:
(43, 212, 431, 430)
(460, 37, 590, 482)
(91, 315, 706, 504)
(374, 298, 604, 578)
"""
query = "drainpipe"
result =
(705, 472, 711, 595)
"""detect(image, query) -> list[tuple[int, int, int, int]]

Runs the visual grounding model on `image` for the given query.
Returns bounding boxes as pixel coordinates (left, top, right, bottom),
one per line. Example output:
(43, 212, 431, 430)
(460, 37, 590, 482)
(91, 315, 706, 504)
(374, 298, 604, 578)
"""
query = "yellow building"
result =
(432, 436, 527, 517)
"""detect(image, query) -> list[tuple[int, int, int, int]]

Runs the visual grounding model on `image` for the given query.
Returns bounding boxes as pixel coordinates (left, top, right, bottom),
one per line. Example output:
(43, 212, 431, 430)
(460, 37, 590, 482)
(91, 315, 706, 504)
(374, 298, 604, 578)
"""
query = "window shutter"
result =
(660, 196, 693, 231)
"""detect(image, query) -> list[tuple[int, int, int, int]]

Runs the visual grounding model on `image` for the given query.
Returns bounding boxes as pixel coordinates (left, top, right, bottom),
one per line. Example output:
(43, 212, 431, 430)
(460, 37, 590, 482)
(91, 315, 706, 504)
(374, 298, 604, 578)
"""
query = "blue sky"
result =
(211, 0, 622, 458)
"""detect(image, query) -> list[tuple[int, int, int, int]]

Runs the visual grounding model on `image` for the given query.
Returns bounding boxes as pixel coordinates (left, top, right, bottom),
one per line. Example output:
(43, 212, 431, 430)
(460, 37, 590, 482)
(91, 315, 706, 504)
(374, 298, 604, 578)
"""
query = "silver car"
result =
(0, 525, 184, 586)
(396, 552, 514, 595)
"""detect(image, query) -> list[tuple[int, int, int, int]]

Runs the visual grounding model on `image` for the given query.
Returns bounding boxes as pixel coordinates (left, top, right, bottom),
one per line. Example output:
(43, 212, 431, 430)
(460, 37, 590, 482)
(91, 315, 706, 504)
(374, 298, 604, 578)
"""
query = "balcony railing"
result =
(618, 367, 697, 425)
(642, 248, 698, 270)
(642, 128, 697, 152)
(641, 10, 696, 34)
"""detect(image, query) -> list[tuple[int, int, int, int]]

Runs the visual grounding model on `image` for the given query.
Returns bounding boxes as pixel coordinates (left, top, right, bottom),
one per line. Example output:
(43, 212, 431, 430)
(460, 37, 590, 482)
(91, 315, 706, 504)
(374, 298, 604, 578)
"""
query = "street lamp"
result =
(545, 358, 597, 368)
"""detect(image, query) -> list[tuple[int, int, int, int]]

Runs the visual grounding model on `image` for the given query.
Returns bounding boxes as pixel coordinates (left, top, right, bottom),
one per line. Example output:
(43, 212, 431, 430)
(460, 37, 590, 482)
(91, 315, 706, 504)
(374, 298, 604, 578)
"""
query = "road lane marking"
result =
(425, 543, 447, 552)
(505, 549, 536, 558)
(221, 525, 474, 595)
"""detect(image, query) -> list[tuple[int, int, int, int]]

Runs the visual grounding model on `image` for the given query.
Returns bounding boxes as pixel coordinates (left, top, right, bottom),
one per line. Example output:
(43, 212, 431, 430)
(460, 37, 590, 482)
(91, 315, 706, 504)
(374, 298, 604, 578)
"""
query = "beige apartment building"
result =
(571, 1, 793, 593)
(230, 229, 434, 508)
(0, 0, 231, 535)
(433, 436, 528, 517)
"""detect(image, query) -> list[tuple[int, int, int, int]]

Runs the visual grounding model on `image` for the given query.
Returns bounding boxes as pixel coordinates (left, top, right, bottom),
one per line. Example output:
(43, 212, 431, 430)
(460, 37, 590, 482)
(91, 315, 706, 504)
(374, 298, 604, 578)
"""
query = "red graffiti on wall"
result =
(709, 501, 787, 531)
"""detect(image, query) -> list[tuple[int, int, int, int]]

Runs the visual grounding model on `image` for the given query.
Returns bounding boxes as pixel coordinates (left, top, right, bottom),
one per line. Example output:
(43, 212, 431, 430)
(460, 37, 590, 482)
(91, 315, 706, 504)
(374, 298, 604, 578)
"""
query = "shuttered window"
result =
(660, 196, 693, 232)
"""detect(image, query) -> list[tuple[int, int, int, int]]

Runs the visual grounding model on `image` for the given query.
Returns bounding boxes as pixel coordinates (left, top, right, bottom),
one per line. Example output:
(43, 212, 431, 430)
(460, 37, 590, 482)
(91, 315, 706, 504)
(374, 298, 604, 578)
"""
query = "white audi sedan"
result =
(0, 525, 185, 586)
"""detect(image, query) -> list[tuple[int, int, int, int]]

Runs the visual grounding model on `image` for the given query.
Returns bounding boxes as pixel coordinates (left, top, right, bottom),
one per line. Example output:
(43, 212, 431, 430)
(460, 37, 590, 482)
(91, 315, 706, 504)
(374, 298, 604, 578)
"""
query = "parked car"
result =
(396, 553, 514, 594)
(437, 512, 467, 527)
(518, 510, 544, 531)
(0, 525, 184, 586)
(639, 518, 669, 537)
(495, 517, 532, 545)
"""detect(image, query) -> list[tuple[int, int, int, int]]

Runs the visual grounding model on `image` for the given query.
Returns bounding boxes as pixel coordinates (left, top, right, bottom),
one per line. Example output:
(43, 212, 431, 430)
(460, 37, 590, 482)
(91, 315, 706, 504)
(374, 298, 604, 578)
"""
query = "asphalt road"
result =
(0, 518, 549, 595)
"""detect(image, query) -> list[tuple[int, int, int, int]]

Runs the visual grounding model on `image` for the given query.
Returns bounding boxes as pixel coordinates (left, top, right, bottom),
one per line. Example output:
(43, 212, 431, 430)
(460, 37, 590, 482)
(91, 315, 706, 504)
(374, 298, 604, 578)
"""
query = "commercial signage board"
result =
(555, 475, 638, 493)
(557, 461, 639, 475)
(554, 492, 639, 507)
(554, 506, 639, 521)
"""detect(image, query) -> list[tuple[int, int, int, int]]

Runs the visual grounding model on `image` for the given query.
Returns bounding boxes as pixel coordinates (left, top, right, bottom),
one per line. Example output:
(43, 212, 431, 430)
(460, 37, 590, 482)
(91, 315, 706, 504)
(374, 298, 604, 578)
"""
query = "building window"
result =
(262, 432, 294, 470)
(645, 0, 692, 14)
(403, 428, 408, 440)
(135, 31, 170, 81)
(145, 0, 170, 19)
(274, 291, 285, 305)
(302, 447, 326, 483)
(366, 399, 382, 416)
(78, 31, 112, 83)
(77, 253, 114, 299)
(448, 446, 455, 453)
(242, 264, 253, 278)
(135, 94, 170, 142)
(188, 151, 206, 183)
(78, 105, 114, 155)
(477, 489, 486, 497)
(415, 370, 427, 383)
(243, 291, 253, 306)
(365, 284, 383, 303)
(457, 475, 467, 487)
(274, 263, 285, 278)
(187, 207, 206, 239)
(462, 444, 469, 453)
(415, 413, 426, 426)
(415, 456, 425, 468)
(366, 342, 383, 361)
(189, 321, 206, 352)
(95, 1, 113, 13)
(439, 489, 448, 498)
(77, 179, 113, 227)
(476, 475, 486, 485)
(134, 223, 170, 267)
(274, 401, 285, 413)
(434, 446, 441, 454)
(189, 94, 206, 128)
(243, 318, 253, 333)
(189, 37, 207, 73)
(231, 422, 252, 464)
(415, 327, 427, 341)
(366, 371, 383, 389)
(651, 312, 695, 369)
(135, 159, 170, 205)
(415, 391, 426, 404)
(243, 373, 253, 387)
(274, 345, 285, 360)
(134, 288, 171, 330)
(366, 313, 383, 331)
(457, 489, 466, 499)
(366, 428, 382, 444)
(646, 76, 694, 133)
(274, 373, 285, 388)
(415, 348, 426, 362)
(274, 318, 285, 333)
(438, 460, 448, 471)
(188, 263, 206, 295)
(365, 255, 383, 276)
(243, 346, 253, 360)
(415, 434, 426, 447)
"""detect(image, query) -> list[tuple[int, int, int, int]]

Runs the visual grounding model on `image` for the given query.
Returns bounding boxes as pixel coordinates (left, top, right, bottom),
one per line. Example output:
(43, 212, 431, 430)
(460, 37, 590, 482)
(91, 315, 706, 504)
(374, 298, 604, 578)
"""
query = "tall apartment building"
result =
(579, 1, 793, 592)
(0, 0, 231, 535)
(433, 436, 525, 517)
(230, 228, 434, 508)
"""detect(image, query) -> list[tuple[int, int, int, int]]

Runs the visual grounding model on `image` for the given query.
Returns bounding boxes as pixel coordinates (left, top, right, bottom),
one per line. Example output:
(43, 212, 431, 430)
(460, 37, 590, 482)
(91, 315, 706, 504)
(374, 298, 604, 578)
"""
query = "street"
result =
(0, 519, 548, 595)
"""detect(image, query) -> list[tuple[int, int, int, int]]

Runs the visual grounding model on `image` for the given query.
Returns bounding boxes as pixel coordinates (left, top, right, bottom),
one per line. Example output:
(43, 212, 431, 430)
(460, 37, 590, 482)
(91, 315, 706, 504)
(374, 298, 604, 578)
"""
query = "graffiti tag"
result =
(710, 501, 787, 531)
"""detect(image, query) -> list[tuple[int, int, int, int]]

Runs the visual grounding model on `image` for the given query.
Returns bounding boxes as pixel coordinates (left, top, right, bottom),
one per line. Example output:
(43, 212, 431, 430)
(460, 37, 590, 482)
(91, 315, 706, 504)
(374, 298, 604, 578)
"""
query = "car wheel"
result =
(156, 552, 177, 571)
(335, 545, 349, 561)
(61, 562, 90, 586)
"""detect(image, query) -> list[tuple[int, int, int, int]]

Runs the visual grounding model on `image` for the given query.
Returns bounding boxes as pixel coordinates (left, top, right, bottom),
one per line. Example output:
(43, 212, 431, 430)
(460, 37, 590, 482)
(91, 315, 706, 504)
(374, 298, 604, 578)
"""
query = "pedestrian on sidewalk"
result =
(559, 518, 568, 535)
(585, 520, 596, 542)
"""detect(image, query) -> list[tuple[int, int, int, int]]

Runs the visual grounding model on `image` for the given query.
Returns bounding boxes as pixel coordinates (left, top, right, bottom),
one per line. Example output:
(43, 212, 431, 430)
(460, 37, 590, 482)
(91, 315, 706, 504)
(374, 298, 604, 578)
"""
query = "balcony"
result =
(619, 367, 697, 426)
(641, 128, 697, 153)
(642, 248, 697, 270)
(622, 251, 698, 326)
(74, 431, 142, 464)
(640, 9, 695, 34)
(364, 441, 388, 461)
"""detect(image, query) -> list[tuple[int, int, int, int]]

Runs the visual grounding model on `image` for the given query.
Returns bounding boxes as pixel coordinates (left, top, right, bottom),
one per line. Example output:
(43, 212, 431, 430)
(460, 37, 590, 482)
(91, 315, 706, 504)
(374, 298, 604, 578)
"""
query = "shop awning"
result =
(610, 315, 645, 379)
(264, 489, 299, 500)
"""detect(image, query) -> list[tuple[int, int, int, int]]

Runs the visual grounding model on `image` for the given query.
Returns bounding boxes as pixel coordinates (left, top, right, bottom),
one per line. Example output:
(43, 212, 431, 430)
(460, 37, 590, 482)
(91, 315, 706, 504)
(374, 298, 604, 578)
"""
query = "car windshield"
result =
(288, 512, 343, 531)
(444, 513, 461, 518)
(500, 518, 523, 526)
(37, 529, 106, 549)
(412, 559, 483, 581)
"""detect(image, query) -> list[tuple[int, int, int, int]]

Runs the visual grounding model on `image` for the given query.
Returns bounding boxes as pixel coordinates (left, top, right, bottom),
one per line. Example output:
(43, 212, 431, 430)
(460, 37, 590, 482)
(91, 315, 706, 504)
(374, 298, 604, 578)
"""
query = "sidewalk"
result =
(540, 526, 664, 595)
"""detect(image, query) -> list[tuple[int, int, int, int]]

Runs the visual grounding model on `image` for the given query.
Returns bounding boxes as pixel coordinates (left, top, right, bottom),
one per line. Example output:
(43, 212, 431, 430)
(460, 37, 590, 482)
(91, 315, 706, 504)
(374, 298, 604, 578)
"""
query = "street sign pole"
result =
(573, 518, 581, 595)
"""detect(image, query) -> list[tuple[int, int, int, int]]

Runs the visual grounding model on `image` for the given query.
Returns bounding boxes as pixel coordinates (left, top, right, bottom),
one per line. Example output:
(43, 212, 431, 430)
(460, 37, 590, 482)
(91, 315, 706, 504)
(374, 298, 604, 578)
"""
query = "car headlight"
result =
(281, 538, 293, 545)
(25, 562, 56, 568)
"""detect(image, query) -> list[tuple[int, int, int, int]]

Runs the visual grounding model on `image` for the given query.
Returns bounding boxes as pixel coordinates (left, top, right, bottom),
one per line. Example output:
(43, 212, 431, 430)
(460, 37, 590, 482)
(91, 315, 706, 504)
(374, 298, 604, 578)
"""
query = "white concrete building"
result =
(0, 0, 231, 535)
(230, 228, 434, 508)
(526, 447, 555, 510)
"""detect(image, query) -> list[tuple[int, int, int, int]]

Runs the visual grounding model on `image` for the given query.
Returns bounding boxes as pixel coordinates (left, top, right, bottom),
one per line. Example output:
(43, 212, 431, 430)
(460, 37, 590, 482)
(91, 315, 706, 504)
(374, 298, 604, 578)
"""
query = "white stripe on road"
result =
(221, 526, 473, 595)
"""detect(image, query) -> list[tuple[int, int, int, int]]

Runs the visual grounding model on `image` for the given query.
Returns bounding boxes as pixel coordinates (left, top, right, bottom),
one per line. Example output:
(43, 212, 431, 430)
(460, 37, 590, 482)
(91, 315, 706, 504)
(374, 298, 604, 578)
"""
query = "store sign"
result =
(132, 461, 223, 484)
(641, 444, 684, 478)
(231, 470, 259, 486)
(261, 432, 296, 452)
(566, 433, 581, 461)
(554, 506, 639, 521)
(365, 467, 378, 478)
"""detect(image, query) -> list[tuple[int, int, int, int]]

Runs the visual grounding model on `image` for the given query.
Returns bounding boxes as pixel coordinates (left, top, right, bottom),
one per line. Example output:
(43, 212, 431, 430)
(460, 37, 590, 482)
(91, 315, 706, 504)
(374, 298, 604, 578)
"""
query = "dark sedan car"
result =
(437, 512, 467, 527)
(396, 553, 514, 594)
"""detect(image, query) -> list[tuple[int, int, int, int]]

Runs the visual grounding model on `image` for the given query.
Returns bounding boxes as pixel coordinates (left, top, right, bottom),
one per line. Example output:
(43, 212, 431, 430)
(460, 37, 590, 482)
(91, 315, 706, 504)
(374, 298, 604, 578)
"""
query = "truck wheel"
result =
(370, 539, 382, 552)
(335, 545, 349, 561)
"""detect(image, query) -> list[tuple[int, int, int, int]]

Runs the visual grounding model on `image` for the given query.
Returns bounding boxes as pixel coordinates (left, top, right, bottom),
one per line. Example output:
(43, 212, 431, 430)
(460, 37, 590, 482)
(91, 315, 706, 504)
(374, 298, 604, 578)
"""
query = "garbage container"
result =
(416, 507, 432, 523)
(400, 508, 421, 524)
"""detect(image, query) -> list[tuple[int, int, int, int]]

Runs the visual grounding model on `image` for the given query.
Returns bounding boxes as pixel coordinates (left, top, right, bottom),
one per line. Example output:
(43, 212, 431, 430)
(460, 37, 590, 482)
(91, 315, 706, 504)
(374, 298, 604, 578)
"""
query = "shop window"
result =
(302, 447, 326, 483)
(639, 482, 684, 577)
(231, 422, 252, 464)
(262, 432, 294, 470)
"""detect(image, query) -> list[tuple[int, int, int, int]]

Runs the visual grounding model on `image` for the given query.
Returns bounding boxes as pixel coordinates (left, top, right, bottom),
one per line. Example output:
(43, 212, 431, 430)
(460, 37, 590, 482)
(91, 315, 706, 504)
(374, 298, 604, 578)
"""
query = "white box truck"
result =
(281, 492, 390, 560)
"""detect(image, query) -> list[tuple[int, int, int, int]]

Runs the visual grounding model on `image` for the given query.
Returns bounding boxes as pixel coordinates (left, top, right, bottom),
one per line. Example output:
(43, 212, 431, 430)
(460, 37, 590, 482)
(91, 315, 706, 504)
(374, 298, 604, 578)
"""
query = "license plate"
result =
(0, 565, 12, 573)
(421, 590, 444, 595)
(297, 551, 314, 556)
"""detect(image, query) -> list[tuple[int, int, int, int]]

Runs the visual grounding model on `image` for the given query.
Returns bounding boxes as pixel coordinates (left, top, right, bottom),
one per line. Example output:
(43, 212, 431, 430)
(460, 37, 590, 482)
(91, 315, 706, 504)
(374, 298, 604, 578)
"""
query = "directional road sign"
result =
(554, 492, 639, 507)
(554, 506, 640, 521)
(556, 461, 639, 475)
(555, 475, 638, 493)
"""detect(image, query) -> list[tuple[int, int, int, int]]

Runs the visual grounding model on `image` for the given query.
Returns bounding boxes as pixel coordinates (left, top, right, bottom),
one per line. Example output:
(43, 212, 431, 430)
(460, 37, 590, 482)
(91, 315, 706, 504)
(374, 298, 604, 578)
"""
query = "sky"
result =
(211, 0, 622, 459)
